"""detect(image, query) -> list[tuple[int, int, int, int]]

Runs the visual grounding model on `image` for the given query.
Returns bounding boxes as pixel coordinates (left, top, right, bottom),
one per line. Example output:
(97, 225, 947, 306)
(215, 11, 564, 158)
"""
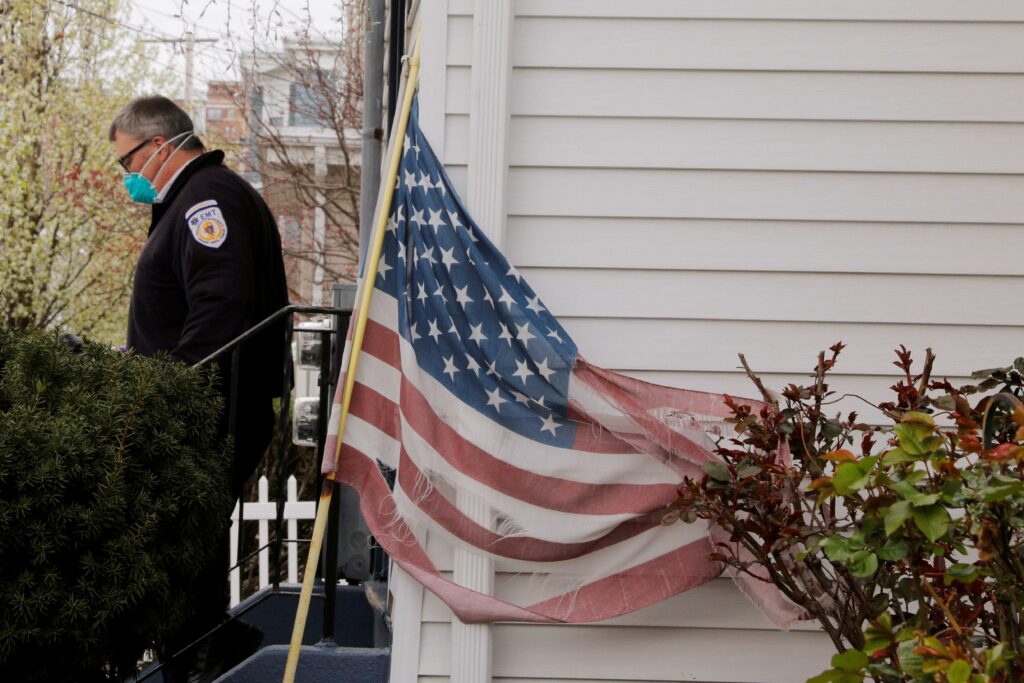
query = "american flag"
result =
(323, 97, 798, 624)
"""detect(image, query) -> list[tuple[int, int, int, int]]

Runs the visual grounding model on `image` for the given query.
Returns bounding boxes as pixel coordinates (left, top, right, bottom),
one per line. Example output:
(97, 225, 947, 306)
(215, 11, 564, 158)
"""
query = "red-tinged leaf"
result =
(959, 434, 983, 454)
(954, 395, 973, 417)
(983, 443, 1020, 462)
(953, 414, 979, 430)
(823, 449, 858, 464)
(1014, 404, 1024, 427)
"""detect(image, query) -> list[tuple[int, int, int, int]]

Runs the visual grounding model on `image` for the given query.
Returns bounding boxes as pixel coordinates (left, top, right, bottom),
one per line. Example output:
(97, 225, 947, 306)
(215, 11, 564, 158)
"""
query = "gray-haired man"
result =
(111, 95, 288, 681)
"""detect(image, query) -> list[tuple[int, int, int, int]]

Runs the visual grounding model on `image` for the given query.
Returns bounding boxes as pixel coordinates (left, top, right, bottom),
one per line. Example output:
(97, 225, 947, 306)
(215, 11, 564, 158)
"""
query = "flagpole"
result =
(281, 31, 422, 683)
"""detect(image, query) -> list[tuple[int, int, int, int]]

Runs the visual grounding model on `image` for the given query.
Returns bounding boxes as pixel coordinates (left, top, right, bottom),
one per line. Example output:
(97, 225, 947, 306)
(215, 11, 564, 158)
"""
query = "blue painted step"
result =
(137, 583, 390, 682)
(216, 644, 390, 683)
(214, 583, 390, 682)
(232, 583, 387, 649)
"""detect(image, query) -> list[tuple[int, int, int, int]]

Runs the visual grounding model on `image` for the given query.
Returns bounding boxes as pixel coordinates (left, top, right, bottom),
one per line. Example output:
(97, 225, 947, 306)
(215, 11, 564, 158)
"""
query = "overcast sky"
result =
(129, 0, 345, 98)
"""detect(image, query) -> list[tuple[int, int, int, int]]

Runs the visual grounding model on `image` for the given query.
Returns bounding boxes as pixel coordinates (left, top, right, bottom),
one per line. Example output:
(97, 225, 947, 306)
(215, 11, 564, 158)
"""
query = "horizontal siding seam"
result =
(506, 66, 1024, 76)
(504, 214, 1024, 227)
(503, 213, 1024, 228)
(518, 266, 1024, 280)
(505, 165, 1024, 177)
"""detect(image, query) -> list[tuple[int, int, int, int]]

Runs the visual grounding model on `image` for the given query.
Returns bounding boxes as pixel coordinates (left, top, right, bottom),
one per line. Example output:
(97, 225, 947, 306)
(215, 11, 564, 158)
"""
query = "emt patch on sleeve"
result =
(185, 200, 228, 249)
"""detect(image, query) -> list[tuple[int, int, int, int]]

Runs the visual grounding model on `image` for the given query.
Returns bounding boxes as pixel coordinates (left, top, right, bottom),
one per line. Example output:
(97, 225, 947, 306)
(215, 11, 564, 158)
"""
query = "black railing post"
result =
(229, 347, 244, 573)
(271, 311, 295, 592)
(318, 327, 340, 643)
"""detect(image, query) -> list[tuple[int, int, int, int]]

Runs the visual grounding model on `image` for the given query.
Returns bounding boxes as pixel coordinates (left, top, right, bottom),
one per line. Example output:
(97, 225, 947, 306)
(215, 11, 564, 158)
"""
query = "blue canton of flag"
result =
(374, 98, 578, 447)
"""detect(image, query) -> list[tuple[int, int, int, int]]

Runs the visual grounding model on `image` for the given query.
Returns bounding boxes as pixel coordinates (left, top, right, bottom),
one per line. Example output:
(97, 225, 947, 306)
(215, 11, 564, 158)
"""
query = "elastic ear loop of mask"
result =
(136, 129, 195, 177)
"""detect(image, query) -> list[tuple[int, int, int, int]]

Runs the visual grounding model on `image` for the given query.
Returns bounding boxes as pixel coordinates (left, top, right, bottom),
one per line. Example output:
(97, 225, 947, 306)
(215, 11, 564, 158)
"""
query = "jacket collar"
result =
(150, 150, 226, 231)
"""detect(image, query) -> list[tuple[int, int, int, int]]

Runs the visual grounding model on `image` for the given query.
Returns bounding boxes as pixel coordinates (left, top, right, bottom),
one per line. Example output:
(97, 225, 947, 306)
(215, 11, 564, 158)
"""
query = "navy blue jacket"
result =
(127, 150, 288, 399)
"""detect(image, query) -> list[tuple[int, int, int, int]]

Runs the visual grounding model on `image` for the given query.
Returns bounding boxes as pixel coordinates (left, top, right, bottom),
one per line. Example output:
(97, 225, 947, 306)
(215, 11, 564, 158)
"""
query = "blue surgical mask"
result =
(122, 131, 194, 204)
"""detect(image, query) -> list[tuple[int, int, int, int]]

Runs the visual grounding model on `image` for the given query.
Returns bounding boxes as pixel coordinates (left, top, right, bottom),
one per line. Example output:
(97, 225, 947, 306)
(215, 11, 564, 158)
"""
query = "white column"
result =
(465, 0, 513, 249)
(452, 3, 513, 682)
(451, 493, 496, 683)
(312, 144, 327, 305)
(417, 0, 449, 152)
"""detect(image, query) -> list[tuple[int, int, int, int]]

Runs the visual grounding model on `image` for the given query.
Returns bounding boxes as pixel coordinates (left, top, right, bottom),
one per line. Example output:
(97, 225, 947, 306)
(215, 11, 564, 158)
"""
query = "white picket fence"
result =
(228, 475, 316, 606)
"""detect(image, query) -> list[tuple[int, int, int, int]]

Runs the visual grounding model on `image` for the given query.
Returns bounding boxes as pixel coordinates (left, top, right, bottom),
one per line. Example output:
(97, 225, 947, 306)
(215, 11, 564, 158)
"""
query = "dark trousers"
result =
(158, 397, 274, 680)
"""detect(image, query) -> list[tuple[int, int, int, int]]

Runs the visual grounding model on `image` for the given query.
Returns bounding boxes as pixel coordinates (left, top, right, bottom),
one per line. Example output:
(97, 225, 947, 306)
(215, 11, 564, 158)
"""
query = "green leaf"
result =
(982, 482, 1024, 503)
(947, 659, 970, 683)
(986, 643, 1006, 677)
(835, 675, 863, 683)
(820, 419, 844, 440)
(890, 479, 939, 506)
(861, 515, 883, 537)
(703, 461, 731, 482)
(945, 563, 979, 585)
(940, 478, 963, 503)
(805, 671, 839, 683)
(824, 537, 852, 563)
(895, 423, 930, 455)
(901, 411, 936, 427)
(833, 462, 870, 495)
(972, 366, 1007, 379)
(831, 649, 868, 673)
(735, 464, 762, 479)
(910, 492, 940, 507)
(885, 501, 911, 536)
(878, 539, 910, 561)
(894, 627, 916, 643)
(863, 634, 890, 655)
(882, 447, 915, 466)
(912, 504, 950, 542)
(897, 640, 924, 676)
(847, 550, 878, 578)
(905, 470, 927, 485)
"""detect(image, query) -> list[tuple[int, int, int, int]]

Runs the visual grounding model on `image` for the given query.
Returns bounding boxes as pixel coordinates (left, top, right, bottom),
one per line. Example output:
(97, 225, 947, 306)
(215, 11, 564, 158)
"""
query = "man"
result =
(110, 95, 288, 681)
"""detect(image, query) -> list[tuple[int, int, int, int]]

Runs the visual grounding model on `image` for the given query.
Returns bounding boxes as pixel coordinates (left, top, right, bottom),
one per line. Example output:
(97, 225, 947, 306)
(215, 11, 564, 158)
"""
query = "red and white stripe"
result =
(322, 287, 780, 623)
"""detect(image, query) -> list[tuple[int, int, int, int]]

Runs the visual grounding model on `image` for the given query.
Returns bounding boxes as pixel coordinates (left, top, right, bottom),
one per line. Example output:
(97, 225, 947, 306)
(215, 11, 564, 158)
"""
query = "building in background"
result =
(238, 37, 363, 307)
(200, 81, 256, 179)
(204, 81, 248, 147)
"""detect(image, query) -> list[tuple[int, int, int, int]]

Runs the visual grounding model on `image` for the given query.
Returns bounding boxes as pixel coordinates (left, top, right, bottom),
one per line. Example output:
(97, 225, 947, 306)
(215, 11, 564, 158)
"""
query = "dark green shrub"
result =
(0, 328, 233, 681)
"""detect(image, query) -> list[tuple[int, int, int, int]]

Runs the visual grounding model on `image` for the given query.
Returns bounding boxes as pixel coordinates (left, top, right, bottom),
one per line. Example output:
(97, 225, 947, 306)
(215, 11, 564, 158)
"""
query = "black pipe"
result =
(229, 347, 244, 568)
(271, 312, 295, 592)
(316, 328, 340, 643)
(386, 0, 406, 133)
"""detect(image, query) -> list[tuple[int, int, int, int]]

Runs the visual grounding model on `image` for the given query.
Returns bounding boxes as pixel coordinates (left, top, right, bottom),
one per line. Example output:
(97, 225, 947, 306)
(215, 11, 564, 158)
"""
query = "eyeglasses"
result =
(117, 137, 154, 171)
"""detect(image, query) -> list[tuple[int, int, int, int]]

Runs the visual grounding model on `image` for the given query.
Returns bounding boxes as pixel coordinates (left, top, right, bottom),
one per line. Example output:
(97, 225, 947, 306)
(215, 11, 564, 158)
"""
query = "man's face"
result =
(113, 130, 164, 176)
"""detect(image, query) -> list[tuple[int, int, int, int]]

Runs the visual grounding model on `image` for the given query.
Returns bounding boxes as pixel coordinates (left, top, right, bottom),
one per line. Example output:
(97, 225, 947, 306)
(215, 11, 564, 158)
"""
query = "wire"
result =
(47, 0, 180, 43)
(35, 0, 352, 106)
(133, 0, 224, 35)
(215, 0, 344, 45)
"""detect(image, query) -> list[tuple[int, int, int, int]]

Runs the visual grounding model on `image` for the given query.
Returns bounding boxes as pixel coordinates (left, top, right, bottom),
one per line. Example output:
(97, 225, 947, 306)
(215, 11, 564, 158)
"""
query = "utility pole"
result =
(142, 25, 217, 120)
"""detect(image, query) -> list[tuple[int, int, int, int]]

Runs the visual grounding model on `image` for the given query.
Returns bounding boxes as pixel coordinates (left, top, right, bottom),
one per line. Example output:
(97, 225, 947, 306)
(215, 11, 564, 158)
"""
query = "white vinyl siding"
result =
(393, 2, 1024, 682)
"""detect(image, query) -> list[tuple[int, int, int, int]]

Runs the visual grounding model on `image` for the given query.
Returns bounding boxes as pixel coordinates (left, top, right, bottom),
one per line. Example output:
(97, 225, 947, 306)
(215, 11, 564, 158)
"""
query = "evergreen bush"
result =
(0, 327, 233, 681)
